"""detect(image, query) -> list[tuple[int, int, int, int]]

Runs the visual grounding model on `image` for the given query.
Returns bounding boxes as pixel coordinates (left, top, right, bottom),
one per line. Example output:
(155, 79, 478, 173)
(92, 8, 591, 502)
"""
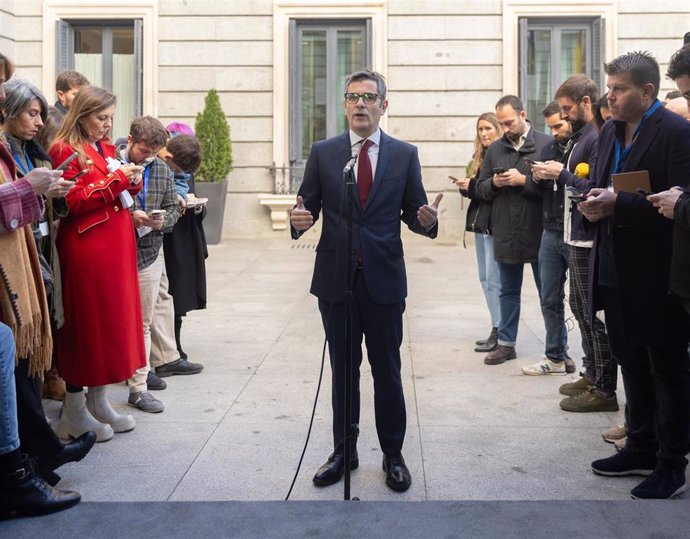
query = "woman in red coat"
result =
(49, 86, 145, 442)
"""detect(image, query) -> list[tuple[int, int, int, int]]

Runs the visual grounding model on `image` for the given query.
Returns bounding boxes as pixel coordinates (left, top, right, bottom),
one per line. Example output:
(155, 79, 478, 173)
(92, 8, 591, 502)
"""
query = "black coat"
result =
(670, 189, 690, 302)
(537, 121, 598, 240)
(589, 105, 690, 346)
(474, 127, 552, 263)
(460, 171, 492, 235)
(163, 174, 208, 317)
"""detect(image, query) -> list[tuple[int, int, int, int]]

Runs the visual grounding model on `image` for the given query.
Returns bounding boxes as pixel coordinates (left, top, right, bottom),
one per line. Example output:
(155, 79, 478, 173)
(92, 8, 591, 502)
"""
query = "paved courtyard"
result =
(5, 232, 689, 537)
(45, 232, 635, 501)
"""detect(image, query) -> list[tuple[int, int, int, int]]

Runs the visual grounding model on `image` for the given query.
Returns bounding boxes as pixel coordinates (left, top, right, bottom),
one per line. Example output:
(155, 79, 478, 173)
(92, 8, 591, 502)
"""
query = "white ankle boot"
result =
(86, 386, 136, 433)
(57, 391, 114, 443)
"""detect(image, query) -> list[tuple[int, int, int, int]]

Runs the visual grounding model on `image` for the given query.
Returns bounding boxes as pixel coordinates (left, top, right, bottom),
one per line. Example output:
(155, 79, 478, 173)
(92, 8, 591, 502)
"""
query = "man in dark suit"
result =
(579, 51, 690, 499)
(649, 43, 690, 317)
(290, 69, 441, 492)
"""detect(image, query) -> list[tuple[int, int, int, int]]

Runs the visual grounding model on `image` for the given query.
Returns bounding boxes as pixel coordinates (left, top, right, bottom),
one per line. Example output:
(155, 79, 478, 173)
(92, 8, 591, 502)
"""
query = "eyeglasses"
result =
(344, 92, 381, 105)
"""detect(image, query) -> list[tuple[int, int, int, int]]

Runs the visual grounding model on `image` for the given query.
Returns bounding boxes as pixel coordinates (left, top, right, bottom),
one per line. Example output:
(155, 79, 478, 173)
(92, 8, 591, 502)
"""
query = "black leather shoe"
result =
(44, 431, 97, 473)
(0, 456, 81, 518)
(147, 370, 167, 390)
(313, 450, 359, 487)
(474, 327, 498, 353)
(383, 452, 411, 492)
(155, 358, 204, 378)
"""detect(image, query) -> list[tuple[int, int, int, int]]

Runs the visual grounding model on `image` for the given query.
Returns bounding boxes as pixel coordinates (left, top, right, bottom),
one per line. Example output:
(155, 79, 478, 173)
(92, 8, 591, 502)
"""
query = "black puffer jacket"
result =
(474, 127, 551, 264)
(460, 171, 492, 235)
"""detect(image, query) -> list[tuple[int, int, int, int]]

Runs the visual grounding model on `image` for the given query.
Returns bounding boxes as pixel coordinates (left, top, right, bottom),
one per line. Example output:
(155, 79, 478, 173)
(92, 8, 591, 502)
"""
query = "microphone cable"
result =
(284, 148, 356, 500)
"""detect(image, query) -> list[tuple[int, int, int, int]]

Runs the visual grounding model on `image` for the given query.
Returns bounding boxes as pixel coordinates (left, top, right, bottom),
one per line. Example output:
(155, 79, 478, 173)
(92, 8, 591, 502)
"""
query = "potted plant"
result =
(195, 88, 233, 244)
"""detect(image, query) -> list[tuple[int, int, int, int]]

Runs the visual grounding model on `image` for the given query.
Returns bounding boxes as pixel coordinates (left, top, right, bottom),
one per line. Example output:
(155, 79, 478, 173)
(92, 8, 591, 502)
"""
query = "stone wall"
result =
(1, 0, 689, 240)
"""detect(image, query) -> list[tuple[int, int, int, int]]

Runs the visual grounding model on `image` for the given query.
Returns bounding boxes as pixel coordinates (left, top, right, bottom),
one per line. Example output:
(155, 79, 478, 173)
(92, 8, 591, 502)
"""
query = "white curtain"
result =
(74, 53, 134, 142)
(112, 54, 135, 142)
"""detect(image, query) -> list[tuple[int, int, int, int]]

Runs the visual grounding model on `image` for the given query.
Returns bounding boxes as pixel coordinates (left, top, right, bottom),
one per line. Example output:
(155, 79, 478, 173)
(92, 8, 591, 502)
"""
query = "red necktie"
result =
(357, 140, 373, 208)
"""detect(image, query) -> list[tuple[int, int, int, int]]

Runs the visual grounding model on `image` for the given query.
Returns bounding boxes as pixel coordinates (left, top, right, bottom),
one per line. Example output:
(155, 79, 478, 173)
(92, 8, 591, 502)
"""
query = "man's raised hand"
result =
(290, 195, 314, 232)
(417, 193, 443, 229)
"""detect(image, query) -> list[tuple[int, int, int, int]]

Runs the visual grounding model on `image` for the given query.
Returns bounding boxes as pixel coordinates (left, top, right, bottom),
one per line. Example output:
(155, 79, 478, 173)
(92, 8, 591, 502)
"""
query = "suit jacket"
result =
(589, 104, 690, 346)
(293, 130, 437, 304)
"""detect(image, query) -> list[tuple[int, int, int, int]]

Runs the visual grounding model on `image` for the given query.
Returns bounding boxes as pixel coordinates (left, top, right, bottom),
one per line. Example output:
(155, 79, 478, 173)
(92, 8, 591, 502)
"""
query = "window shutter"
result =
(289, 19, 299, 164)
(592, 17, 606, 93)
(518, 17, 528, 99)
(56, 20, 73, 72)
(134, 19, 143, 116)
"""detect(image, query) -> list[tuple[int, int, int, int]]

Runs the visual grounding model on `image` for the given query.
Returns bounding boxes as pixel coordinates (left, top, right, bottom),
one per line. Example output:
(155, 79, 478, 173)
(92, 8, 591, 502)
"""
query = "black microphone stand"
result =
(342, 153, 358, 501)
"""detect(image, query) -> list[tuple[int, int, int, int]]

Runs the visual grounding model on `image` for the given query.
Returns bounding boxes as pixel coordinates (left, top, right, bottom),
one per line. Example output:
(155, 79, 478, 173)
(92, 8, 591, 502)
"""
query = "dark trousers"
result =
(318, 270, 406, 455)
(14, 358, 62, 462)
(600, 286, 690, 468)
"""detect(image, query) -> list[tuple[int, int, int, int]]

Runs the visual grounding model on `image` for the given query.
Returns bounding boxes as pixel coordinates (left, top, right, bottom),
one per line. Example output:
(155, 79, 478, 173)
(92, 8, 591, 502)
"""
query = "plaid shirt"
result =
(118, 149, 180, 269)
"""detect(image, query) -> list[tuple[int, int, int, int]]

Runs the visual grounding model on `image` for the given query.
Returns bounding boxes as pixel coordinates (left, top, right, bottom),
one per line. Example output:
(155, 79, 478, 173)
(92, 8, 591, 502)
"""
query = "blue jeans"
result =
(538, 230, 569, 361)
(0, 322, 19, 455)
(474, 233, 501, 328)
(497, 261, 541, 347)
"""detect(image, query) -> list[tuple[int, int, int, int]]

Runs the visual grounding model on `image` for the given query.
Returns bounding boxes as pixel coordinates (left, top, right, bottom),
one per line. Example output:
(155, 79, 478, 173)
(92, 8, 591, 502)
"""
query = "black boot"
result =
(0, 455, 81, 518)
(38, 431, 97, 484)
(474, 327, 498, 352)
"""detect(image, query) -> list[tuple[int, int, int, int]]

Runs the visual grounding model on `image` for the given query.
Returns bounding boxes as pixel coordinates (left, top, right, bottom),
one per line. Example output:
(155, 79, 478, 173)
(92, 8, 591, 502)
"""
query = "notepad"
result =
(611, 170, 651, 194)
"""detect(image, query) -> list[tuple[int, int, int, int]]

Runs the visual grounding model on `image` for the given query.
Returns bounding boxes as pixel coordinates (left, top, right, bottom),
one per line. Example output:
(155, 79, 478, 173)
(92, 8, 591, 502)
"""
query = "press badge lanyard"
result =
(612, 99, 662, 174)
(122, 150, 151, 211)
(136, 166, 151, 212)
(12, 148, 34, 176)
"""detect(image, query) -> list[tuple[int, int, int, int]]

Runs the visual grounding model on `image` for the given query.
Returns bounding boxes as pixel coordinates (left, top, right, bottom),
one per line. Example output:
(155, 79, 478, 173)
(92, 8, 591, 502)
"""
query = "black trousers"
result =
(14, 358, 62, 462)
(318, 270, 406, 455)
(600, 286, 690, 468)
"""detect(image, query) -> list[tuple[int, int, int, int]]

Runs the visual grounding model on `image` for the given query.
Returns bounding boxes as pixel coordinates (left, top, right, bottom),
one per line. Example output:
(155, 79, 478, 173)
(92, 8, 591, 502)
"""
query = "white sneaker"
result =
(521, 358, 567, 376)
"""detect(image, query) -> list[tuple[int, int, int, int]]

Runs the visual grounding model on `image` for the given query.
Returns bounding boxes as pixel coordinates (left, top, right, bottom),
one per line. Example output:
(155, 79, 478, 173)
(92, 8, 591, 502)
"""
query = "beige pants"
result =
(128, 250, 178, 393)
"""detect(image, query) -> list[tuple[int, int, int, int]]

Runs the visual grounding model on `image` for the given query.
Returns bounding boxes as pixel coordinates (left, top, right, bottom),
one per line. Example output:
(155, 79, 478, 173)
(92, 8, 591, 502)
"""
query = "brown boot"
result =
(42, 367, 66, 401)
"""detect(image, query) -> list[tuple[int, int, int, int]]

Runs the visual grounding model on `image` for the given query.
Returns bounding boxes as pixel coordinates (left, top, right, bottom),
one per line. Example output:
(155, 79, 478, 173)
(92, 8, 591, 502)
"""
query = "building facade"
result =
(1, 0, 689, 239)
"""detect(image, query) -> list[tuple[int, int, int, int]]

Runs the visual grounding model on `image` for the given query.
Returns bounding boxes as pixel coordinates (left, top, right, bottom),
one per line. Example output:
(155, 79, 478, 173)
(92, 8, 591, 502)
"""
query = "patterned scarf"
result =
(0, 143, 52, 376)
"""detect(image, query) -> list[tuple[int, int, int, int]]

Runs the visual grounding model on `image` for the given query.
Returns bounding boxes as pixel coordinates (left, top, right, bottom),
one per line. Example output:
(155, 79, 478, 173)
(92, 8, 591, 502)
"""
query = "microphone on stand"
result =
(343, 140, 364, 174)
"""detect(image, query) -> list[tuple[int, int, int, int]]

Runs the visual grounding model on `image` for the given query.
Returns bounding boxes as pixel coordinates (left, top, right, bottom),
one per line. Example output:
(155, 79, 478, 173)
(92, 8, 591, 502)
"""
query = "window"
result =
(57, 20, 142, 141)
(519, 17, 604, 132)
(288, 19, 370, 193)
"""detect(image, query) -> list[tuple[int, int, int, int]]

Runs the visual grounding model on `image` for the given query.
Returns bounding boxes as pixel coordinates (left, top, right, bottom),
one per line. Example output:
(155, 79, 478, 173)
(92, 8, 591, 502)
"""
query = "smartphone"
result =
(523, 158, 537, 167)
(147, 209, 166, 217)
(448, 175, 461, 183)
(569, 195, 587, 203)
(71, 169, 88, 180)
(55, 152, 79, 171)
(492, 167, 507, 175)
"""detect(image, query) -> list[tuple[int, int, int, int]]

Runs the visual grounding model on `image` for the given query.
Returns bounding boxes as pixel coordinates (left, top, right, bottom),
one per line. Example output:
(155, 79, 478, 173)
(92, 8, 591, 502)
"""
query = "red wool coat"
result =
(50, 140, 146, 386)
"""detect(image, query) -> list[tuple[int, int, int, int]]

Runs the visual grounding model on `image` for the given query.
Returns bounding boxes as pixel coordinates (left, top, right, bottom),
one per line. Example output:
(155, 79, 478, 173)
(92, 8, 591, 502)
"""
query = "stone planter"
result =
(195, 180, 228, 245)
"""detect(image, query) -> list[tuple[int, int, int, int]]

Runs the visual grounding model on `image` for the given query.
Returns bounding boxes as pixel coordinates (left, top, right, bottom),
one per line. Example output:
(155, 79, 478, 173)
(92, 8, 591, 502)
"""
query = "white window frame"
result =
(42, 1, 158, 116)
(502, 0, 616, 95)
(272, 0, 386, 194)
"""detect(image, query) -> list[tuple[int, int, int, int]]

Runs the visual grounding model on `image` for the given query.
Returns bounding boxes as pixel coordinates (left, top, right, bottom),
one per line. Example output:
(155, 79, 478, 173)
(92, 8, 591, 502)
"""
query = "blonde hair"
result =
(467, 112, 501, 178)
(51, 85, 116, 167)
